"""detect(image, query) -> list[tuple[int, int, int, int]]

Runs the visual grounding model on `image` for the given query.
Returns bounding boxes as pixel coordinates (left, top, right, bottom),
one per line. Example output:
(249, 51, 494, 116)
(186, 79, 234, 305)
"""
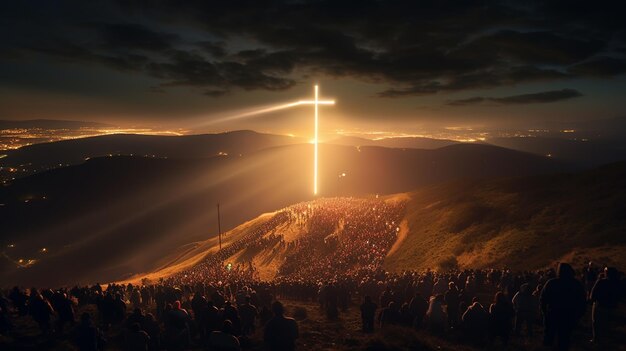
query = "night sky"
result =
(1, 1, 626, 137)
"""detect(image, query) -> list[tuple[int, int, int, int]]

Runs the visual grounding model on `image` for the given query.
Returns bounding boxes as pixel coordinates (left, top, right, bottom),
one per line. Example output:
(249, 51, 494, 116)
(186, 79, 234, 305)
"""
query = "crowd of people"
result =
(355, 263, 624, 350)
(1, 263, 623, 350)
(0, 197, 624, 350)
(276, 198, 405, 281)
(1, 282, 300, 350)
(164, 197, 405, 287)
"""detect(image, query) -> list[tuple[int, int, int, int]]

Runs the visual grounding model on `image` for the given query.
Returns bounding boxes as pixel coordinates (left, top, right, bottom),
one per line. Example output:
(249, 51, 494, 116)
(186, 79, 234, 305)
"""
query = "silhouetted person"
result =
(126, 308, 145, 330)
(409, 292, 428, 329)
(512, 283, 534, 337)
(192, 291, 207, 314)
(205, 300, 221, 332)
(130, 289, 142, 309)
(142, 313, 160, 351)
(125, 322, 150, 351)
(163, 301, 190, 351)
(113, 293, 127, 324)
(540, 263, 586, 351)
(324, 283, 339, 319)
(379, 301, 400, 328)
(55, 291, 75, 333)
(222, 301, 241, 335)
(590, 267, 622, 343)
(168, 301, 190, 330)
(76, 313, 102, 351)
(209, 319, 241, 351)
(399, 302, 413, 326)
(211, 290, 225, 309)
(426, 294, 446, 334)
(9, 287, 28, 316)
(488, 291, 514, 346)
(99, 293, 115, 328)
(239, 296, 258, 336)
(462, 297, 488, 346)
(29, 290, 54, 335)
(264, 301, 298, 351)
(360, 295, 377, 333)
(444, 282, 460, 329)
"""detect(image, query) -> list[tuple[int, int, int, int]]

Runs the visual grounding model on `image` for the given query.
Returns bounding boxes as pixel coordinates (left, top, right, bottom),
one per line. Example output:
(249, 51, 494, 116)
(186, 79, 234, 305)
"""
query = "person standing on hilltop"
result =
(264, 301, 299, 351)
(540, 263, 586, 351)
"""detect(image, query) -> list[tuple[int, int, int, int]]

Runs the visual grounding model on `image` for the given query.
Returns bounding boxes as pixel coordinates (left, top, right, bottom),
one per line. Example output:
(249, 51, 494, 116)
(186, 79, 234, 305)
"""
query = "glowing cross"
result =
(200, 84, 334, 194)
(297, 85, 334, 195)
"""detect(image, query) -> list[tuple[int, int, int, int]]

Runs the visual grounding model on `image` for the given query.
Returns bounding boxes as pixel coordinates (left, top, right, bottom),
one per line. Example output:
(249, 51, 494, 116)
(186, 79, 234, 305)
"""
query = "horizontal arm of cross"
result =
(297, 100, 335, 105)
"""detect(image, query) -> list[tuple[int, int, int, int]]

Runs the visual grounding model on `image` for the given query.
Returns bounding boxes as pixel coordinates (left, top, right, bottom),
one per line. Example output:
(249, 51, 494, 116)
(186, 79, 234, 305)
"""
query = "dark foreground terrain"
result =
(1, 263, 625, 351)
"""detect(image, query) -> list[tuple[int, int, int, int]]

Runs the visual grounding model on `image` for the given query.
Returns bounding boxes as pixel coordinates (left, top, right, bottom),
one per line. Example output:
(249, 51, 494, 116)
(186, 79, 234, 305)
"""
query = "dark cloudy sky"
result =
(1, 1, 626, 136)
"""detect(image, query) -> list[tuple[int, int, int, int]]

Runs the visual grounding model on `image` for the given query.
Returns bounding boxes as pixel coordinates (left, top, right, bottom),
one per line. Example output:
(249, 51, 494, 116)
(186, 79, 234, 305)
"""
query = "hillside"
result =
(132, 162, 626, 284)
(1, 130, 303, 172)
(486, 136, 626, 167)
(386, 162, 626, 271)
(0, 142, 566, 286)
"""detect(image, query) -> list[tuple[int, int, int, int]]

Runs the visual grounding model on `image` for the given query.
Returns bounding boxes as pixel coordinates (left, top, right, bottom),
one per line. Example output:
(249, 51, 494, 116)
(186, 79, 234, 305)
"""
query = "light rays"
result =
(192, 84, 335, 194)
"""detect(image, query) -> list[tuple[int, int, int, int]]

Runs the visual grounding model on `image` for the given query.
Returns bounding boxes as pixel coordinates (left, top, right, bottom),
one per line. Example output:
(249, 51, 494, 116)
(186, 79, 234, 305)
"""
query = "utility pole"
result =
(217, 203, 222, 250)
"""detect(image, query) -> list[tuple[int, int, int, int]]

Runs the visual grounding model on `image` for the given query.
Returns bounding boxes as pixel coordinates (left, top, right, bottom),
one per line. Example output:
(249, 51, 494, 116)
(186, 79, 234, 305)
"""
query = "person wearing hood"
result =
(461, 297, 488, 346)
(540, 263, 586, 351)
(512, 283, 535, 337)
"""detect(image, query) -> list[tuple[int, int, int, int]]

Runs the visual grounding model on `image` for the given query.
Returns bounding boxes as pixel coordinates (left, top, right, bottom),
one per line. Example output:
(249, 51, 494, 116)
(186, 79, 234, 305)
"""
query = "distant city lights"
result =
(0, 126, 188, 151)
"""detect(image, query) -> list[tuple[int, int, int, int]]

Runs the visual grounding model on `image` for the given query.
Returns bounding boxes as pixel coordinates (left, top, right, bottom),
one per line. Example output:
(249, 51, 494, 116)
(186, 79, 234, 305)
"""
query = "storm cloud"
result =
(447, 89, 584, 106)
(1, 0, 626, 97)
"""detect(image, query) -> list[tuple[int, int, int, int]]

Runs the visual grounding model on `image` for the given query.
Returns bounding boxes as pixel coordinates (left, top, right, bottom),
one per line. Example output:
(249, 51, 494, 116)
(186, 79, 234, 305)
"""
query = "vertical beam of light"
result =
(191, 85, 333, 195)
(314, 85, 319, 195)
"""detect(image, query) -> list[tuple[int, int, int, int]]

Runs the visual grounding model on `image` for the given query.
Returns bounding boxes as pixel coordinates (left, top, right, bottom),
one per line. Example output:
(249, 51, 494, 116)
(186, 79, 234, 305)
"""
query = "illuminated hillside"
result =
(129, 162, 626, 284)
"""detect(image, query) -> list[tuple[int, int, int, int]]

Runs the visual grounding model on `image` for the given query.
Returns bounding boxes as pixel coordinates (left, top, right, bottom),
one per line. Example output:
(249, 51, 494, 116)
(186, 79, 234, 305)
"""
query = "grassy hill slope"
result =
(385, 162, 626, 271)
(136, 162, 626, 283)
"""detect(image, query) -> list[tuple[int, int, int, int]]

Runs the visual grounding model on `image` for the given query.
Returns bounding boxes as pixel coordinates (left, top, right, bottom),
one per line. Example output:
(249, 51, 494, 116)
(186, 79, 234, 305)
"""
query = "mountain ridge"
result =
(0, 141, 569, 286)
